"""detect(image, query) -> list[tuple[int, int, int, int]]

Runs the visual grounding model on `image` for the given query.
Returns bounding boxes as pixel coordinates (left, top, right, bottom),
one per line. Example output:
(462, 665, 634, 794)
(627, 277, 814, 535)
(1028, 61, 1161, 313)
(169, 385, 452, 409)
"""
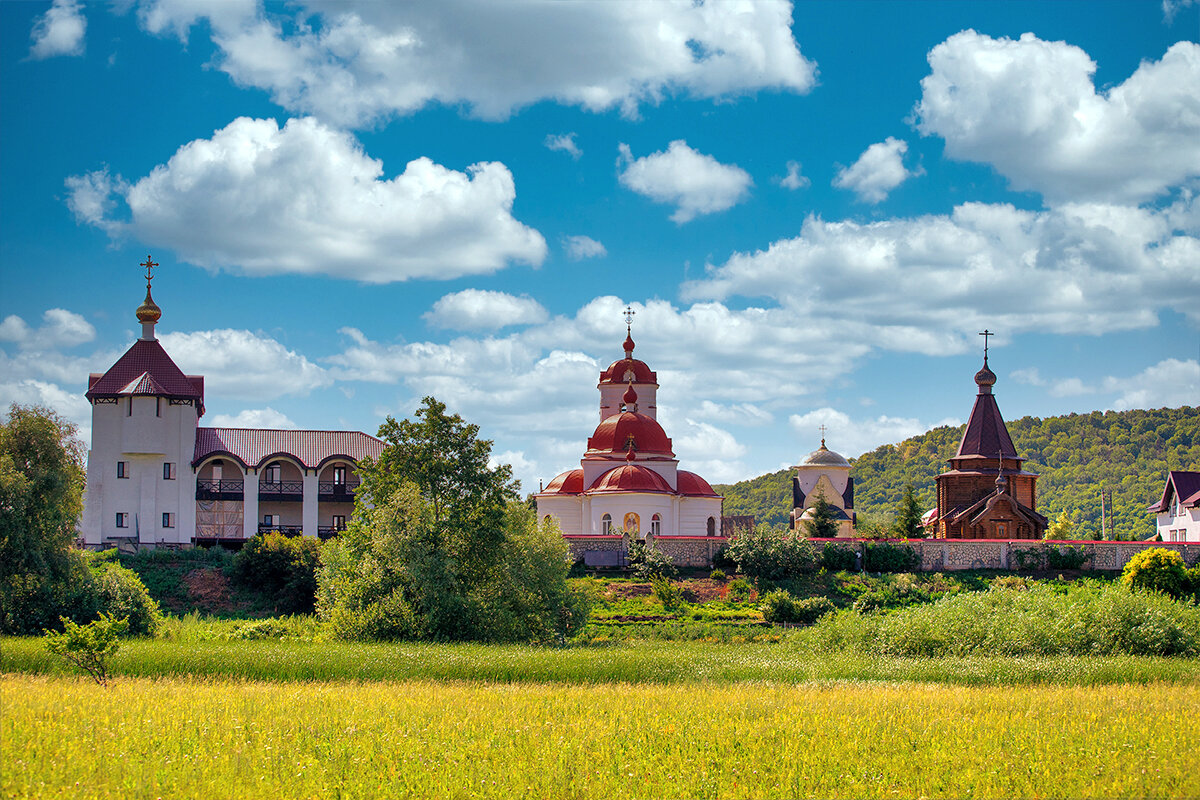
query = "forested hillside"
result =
(715, 406, 1199, 540)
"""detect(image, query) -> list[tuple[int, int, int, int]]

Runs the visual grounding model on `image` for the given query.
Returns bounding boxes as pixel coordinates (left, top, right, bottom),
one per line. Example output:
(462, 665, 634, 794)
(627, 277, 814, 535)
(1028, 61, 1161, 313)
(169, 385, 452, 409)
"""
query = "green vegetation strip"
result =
(4, 675, 1197, 799)
(5, 636, 1200, 685)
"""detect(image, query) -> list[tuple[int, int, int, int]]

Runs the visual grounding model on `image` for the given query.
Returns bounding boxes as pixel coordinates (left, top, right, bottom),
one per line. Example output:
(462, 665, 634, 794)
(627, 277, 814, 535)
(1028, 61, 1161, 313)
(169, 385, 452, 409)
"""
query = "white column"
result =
(242, 470, 259, 539)
(302, 471, 319, 538)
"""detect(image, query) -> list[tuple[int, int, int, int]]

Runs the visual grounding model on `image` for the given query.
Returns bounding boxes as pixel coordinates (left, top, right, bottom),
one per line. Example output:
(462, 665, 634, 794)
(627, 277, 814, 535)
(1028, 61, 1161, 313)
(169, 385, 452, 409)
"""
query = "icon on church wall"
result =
(624, 512, 640, 534)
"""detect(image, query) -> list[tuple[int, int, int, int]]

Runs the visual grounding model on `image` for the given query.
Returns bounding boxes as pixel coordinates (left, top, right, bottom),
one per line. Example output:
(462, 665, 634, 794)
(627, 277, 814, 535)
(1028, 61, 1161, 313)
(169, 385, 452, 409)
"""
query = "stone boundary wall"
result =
(565, 534, 1200, 572)
(811, 539, 1200, 572)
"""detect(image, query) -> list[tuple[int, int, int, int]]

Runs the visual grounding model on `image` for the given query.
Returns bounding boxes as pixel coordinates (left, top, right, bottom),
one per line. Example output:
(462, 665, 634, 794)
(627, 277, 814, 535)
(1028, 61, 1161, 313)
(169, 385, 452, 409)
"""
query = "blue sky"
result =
(2, 0, 1198, 491)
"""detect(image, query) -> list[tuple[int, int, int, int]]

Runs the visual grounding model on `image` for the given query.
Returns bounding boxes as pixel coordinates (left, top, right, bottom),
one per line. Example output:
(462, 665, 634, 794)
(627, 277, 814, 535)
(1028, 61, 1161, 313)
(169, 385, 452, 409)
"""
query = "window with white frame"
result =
(117, 461, 128, 479)
(332, 515, 346, 530)
(333, 465, 347, 485)
(601, 513, 613, 534)
(115, 513, 128, 528)
(651, 514, 662, 536)
(263, 514, 279, 527)
(162, 512, 175, 528)
(264, 463, 281, 483)
(163, 462, 176, 480)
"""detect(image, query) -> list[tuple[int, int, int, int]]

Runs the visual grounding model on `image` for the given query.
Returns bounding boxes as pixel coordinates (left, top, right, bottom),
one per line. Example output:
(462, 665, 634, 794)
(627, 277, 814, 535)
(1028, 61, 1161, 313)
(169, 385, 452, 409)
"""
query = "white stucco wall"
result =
(1157, 507, 1200, 542)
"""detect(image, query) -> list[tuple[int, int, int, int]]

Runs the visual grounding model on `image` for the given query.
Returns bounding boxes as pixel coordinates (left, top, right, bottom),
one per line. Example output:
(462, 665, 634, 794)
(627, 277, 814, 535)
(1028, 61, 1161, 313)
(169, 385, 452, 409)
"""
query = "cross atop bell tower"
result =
(136, 255, 163, 340)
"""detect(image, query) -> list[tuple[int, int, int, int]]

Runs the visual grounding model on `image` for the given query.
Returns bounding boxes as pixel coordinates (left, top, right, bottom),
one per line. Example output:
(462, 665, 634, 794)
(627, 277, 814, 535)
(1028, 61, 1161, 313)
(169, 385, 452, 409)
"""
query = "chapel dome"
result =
(798, 442, 851, 469)
(599, 357, 657, 386)
(541, 468, 584, 495)
(587, 464, 673, 494)
(586, 411, 674, 457)
(974, 360, 997, 390)
(677, 470, 720, 497)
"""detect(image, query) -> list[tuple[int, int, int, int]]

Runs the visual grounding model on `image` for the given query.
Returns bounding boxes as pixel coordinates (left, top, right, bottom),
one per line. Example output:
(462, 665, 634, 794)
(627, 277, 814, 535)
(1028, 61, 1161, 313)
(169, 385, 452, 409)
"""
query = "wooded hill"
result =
(714, 406, 1199, 540)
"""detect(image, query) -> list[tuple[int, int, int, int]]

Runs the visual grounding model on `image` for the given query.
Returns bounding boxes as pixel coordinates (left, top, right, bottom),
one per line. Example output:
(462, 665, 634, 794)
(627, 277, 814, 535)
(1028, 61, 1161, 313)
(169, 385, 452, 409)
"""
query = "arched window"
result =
(651, 514, 661, 536)
(601, 513, 612, 534)
(706, 516, 716, 536)
(543, 514, 552, 527)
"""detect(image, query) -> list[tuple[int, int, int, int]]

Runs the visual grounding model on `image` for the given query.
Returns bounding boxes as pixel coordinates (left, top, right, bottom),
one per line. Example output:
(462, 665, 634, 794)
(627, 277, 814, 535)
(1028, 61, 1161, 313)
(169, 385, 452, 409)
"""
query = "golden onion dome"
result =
(136, 285, 162, 324)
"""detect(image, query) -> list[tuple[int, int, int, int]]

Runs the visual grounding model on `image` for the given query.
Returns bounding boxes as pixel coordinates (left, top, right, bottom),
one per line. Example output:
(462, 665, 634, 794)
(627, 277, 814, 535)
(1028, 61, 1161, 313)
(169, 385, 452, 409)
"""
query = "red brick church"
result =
(931, 339, 1047, 539)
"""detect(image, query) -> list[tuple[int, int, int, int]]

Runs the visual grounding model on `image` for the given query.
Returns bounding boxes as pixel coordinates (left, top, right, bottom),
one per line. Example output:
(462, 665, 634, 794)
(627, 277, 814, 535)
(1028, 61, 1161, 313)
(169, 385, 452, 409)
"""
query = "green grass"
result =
(5, 634, 1200, 685)
(4, 674, 1197, 799)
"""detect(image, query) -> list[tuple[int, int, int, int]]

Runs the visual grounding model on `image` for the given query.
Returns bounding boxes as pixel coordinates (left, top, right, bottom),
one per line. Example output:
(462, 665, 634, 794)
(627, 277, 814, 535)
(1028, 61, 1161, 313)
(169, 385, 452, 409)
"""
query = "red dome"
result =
(586, 411, 674, 457)
(541, 468, 583, 495)
(588, 464, 673, 494)
(677, 470, 721, 497)
(599, 357, 657, 386)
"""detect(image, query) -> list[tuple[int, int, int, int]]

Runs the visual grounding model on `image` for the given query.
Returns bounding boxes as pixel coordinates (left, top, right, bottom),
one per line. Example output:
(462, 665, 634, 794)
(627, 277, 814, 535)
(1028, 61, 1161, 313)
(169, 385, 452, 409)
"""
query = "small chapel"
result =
(535, 311, 724, 541)
(789, 432, 856, 537)
(930, 335, 1047, 539)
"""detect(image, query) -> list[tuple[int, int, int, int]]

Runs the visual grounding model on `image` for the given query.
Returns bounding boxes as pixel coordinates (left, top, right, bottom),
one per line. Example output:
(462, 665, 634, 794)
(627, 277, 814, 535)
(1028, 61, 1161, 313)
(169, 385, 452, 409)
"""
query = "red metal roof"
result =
(1149, 470, 1200, 512)
(586, 411, 674, 457)
(587, 464, 674, 494)
(86, 339, 205, 413)
(193, 427, 384, 469)
(540, 468, 585, 495)
(598, 357, 657, 386)
(677, 470, 721, 497)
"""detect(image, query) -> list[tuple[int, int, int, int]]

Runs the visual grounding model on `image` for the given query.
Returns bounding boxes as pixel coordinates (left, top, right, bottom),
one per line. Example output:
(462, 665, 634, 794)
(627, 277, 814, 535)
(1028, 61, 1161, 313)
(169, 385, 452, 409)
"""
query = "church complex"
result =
(80, 261, 1112, 553)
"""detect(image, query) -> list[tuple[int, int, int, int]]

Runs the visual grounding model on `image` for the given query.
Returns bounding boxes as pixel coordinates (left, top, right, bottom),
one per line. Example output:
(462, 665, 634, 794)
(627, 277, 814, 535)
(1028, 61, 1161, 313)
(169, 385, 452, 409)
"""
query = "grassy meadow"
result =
(4, 674, 1196, 799)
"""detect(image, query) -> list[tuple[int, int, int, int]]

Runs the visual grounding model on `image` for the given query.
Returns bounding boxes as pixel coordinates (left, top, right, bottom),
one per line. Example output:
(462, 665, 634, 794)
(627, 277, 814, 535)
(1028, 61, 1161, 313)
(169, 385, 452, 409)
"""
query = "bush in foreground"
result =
(761, 590, 835, 624)
(232, 532, 320, 614)
(1121, 548, 1189, 599)
(807, 582, 1200, 657)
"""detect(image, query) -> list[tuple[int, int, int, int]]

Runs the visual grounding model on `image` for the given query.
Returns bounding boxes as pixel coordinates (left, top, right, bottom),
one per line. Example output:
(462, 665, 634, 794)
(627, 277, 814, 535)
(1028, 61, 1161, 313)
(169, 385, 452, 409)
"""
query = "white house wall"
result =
(1157, 508, 1200, 542)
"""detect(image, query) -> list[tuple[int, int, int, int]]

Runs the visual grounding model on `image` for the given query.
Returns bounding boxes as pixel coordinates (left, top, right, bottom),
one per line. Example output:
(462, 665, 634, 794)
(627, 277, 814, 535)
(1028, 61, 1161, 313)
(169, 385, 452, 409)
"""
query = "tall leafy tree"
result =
(0, 404, 90, 633)
(320, 397, 588, 642)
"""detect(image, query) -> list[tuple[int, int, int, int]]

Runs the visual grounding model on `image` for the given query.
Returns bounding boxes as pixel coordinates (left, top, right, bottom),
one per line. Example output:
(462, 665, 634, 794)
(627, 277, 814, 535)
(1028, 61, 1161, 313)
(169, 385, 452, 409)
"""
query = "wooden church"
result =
(931, 341, 1047, 540)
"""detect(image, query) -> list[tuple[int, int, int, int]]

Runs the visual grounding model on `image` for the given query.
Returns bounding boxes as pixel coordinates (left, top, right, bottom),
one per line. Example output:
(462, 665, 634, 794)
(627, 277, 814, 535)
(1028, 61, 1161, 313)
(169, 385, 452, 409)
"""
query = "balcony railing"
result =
(258, 524, 303, 537)
(317, 526, 344, 540)
(196, 479, 244, 501)
(258, 481, 303, 502)
(318, 481, 359, 500)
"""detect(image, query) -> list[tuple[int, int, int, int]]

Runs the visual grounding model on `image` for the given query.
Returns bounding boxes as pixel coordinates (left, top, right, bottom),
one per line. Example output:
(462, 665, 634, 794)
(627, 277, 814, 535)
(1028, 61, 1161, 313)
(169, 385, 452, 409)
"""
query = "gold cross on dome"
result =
(623, 305, 635, 328)
(818, 423, 827, 445)
(140, 255, 158, 284)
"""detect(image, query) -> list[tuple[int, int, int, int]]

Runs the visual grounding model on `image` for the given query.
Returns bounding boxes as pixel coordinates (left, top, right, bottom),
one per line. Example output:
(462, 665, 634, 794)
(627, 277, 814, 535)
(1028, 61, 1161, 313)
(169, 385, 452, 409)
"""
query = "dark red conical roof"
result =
(954, 360, 1017, 460)
(86, 339, 205, 414)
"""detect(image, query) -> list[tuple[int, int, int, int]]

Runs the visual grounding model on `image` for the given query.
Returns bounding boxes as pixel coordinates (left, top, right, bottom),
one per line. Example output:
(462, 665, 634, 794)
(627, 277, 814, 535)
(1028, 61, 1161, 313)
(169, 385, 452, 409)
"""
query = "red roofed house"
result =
(932, 353, 1047, 539)
(535, 321, 724, 549)
(1148, 471, 1200, 542)
(81, 274, 382, 548)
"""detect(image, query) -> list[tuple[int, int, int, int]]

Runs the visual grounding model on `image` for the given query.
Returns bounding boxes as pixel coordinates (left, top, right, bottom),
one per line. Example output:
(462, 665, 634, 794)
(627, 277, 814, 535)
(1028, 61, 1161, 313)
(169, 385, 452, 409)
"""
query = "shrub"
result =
(762, 591, 835, 624)
(651, 577, 686, 612)
(92, 562, 161, 636)
(1046, 545, 1091, 571)
(232, 532, 320, 614)
(627, 539, 678, 580)
(43, 613, 128, 686)
(726, 578, 753, 602)
(709, 569, 726, 582)
(863, 542, 920, 573)
(727, 524, 817, 581)
(821, 544, 857, 572)
(1122, 548, 1188, 598)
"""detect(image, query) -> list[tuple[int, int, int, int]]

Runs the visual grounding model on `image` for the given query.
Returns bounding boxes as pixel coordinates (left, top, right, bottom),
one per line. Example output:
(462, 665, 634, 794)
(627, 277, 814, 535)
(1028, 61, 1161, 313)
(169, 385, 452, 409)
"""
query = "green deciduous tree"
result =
(318, 398, 589, 643)
(1, 405, 90, 633)
(1121, 548, 1188, 598)
(44, 613, 128, 686)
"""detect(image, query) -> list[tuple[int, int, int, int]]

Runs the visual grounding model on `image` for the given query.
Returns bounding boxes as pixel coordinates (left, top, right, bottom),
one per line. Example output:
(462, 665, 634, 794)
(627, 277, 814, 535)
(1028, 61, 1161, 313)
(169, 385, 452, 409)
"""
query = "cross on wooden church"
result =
(979, 329, 993, 360)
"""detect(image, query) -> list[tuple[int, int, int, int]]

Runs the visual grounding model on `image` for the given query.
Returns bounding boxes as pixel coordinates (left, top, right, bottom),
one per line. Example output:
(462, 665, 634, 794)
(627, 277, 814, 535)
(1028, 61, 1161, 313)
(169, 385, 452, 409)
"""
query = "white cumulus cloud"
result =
(29, 0, 86, 59)
(131, 0, 815, 126)
(160, 329, 330, 401)
(424, 290, 549, 331)
(209, 407, 299, 429)
(788, 408, 962, 460)
(563, 235, 607, 261)
(833, 137, 921, 203)
(65, 116, 546, 283)
(1106, 358, 1200, 410)
(618, 140, 752, 223)
(777, 160, 810, 191)
(544, 133, 581, 159)
(914, 31, 1200, 204)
